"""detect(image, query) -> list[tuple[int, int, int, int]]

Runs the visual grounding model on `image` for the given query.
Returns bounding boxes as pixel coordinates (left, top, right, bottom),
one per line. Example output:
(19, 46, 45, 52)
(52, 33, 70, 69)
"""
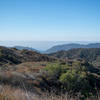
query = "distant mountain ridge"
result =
(12, 46, 37, 51)
(45, 43, 100, 53)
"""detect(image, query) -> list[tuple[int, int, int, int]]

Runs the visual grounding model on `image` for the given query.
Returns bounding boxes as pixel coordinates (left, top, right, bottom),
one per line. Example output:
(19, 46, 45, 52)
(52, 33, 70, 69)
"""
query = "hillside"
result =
(0, 61, 99, 100)
(49, 48, 100, 68)
(0, 46, 100, 100)
(45, 43, 100, 54)
(0, 46, 54, 67)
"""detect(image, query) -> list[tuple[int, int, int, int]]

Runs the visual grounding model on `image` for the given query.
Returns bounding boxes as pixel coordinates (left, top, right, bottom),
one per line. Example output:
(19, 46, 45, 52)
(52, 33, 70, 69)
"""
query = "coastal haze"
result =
(0, 41, 100, 51)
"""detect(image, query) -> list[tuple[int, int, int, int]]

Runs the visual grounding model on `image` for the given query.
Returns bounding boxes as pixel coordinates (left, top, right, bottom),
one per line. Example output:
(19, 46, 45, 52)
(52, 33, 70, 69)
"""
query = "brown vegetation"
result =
(0, 85, 99, 100)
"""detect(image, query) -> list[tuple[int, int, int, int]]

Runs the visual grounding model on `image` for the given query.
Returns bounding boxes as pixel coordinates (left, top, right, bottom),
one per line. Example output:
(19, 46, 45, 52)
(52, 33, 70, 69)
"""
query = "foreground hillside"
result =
(0, 46, 100, 100)
(0, 61, 99, 100)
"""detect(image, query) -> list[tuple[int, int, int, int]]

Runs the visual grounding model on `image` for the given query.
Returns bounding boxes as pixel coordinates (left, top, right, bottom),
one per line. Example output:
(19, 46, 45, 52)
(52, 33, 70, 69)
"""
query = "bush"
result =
(43, 62, 99, 98)
(59, 70, 94, 97)
(44, 63, 62, 80)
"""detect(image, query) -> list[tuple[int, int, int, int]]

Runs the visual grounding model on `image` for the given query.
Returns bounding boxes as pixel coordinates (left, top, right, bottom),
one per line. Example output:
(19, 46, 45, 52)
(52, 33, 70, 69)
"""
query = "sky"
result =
(0, 0, 100, 41)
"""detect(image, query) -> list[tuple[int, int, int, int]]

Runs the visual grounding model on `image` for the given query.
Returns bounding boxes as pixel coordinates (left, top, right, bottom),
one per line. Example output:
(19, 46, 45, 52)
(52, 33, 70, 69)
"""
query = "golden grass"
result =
(0, 85, 99, 100)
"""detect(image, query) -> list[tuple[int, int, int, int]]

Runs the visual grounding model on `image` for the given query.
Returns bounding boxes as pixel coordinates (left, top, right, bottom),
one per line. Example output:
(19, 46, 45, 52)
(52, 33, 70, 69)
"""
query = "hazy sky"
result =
(0, 0, 100, 41)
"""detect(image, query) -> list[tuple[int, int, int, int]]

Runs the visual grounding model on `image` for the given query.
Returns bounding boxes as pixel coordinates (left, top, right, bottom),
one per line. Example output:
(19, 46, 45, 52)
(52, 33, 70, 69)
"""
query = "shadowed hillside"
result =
(0, 46, 55, 67)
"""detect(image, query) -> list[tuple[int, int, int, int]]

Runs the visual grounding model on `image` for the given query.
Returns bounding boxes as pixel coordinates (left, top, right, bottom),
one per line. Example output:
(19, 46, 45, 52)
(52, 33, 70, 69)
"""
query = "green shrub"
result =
(43, 62, 99, 98)
(44, 63, 62, 80)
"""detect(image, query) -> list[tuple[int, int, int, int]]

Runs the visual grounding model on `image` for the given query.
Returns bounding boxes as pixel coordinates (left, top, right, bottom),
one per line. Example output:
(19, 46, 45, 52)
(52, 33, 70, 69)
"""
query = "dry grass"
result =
(0, 85, 99, 100)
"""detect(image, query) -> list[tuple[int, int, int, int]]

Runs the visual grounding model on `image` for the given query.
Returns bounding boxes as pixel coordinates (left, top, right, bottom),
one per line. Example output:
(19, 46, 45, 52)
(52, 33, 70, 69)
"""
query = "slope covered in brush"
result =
(0, 46, 54, 66)
(49, 48, 100, 68)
